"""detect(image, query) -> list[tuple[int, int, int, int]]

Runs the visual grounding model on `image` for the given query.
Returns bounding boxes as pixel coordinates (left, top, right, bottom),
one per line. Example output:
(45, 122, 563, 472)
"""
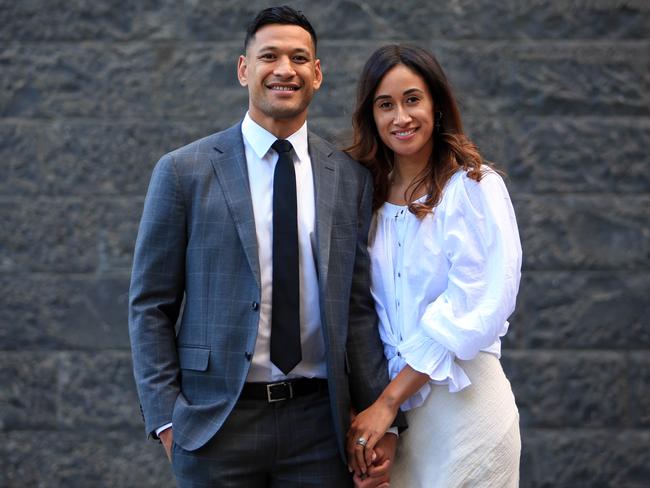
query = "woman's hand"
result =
(346, 399, 398, 476)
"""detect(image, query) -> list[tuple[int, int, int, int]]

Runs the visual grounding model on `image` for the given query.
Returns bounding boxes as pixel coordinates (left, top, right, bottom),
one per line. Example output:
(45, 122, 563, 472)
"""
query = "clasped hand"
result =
(347, 400, 398, 486)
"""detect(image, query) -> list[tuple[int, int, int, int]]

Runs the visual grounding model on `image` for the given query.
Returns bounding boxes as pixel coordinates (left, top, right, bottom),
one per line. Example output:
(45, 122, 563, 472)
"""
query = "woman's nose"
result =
(394, 106, 412, 125)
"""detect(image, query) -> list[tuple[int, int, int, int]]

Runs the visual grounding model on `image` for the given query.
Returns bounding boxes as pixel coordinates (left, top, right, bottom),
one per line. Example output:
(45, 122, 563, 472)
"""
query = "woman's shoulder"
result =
(446, 165, 507, 196)
(441, 166, 510, 214)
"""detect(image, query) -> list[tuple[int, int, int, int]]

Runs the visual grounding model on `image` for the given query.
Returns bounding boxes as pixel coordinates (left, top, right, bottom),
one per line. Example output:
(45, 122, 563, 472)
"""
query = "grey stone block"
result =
(0, 42, 247, 120)
(521, 429, 650, 487)
(0, 198, 98, 273)
(0, 274, 131, 351)
(0, 352, 58, 430)
(500, 117, 650, 194)
(502, 351, 626, 428)
(357, 0, 650, 41)
(4, 0, 649, 42)
(57, 351, 141, 430)
(628, 352, 650, 428)
(514, 195, 650, 270)
(0, 0, 181, 41)
(513, 271, 650, 349)
(0, 430, 174, 488)
(97, 198, 145, 272)
(0, 121, 216, 197)
(435, 41, 650, 117)
(181, 0, 305, 43)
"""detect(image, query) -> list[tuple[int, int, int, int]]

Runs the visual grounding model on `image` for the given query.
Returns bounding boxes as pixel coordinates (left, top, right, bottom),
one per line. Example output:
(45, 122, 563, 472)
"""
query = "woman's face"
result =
(372, 64, 434, 162)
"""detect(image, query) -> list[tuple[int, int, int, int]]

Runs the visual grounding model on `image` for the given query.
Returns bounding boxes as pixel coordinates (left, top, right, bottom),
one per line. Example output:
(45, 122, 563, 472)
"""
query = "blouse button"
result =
(398, 272, 401, 277)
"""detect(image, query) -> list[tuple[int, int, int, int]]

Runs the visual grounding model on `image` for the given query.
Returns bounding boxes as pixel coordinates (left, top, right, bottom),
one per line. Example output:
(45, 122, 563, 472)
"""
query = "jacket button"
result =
(251, 301, 259, 311)
(244, 352, 253, 361)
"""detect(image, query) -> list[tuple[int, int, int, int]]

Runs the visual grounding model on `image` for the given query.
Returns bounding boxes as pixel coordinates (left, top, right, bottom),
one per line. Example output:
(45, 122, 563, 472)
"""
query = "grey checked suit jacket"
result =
(129, 122, 405, 458)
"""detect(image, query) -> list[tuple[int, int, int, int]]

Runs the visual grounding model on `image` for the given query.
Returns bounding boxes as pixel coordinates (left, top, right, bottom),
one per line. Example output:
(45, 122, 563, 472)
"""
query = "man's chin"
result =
(260, 100, 311, 120)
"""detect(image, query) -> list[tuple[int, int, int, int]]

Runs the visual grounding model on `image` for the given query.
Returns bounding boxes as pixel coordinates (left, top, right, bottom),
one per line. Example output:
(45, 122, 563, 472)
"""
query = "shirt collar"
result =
(242, 112, 309, 163)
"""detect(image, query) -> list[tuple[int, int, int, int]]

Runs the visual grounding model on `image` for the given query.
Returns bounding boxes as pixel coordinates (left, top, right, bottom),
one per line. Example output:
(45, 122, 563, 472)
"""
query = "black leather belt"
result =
(240, 378, 328, 403)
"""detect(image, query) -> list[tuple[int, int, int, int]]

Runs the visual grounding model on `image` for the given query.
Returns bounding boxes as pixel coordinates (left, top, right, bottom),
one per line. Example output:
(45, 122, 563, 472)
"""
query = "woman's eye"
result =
(406, 96, 420, 104)
(379, 102, 392, 110)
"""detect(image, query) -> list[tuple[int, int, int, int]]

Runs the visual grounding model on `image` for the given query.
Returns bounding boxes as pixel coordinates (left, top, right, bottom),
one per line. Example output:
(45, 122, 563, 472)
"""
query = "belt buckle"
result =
(266, 381, 293, 403)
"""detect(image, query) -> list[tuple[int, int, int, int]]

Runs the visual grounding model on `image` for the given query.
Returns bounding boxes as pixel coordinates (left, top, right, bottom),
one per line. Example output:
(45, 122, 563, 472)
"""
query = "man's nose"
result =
(273, 56, 296, 77)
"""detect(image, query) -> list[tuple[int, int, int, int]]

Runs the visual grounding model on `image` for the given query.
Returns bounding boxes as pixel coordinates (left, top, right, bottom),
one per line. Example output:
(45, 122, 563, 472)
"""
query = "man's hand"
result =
(353, 433, 397, 488)
(159, 427, 173, 462)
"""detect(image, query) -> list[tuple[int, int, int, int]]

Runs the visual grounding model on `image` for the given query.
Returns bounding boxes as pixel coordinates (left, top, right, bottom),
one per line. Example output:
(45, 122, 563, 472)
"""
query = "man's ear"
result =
(313, 58, 323, 90)
(237, 55, 248, 87)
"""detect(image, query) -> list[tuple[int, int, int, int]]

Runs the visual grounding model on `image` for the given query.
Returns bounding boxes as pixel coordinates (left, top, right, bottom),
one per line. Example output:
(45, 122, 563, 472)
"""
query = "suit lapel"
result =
(309, 132, 337, 289)
(210, 124, 261, 289)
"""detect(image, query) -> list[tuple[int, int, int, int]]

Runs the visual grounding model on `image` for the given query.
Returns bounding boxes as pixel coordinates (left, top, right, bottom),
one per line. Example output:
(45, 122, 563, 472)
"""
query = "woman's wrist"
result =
(377, 391, 400, 415)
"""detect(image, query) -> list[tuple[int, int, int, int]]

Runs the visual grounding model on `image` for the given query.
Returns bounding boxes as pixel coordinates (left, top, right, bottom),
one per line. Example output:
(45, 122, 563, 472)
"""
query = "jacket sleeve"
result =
(128, 154, 186, 438)
(346, 170, 407, 430)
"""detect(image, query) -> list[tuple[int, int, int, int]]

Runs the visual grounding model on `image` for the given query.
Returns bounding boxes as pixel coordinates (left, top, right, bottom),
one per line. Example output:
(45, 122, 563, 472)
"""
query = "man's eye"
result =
(293, 56, 308, 63)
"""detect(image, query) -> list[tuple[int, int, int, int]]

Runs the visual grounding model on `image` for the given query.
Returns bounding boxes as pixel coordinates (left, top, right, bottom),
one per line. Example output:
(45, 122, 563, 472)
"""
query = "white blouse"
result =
(368, 168, 522, 410)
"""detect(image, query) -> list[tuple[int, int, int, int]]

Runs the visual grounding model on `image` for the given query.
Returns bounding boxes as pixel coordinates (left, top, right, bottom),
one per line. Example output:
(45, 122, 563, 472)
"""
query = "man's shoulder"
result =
(162, 123, 242, 165)
(308, 131, 370, 179)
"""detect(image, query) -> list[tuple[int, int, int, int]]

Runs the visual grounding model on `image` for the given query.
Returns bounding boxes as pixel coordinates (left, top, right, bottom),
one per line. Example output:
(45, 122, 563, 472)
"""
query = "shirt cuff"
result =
(398, 331, 471, 393)
(155, 422, 173, 438)
(386, 426, 399, 437)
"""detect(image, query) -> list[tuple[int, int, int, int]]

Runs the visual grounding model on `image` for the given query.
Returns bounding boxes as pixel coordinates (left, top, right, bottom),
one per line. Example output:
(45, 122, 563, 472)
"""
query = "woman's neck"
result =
(388, 153, 430, 204)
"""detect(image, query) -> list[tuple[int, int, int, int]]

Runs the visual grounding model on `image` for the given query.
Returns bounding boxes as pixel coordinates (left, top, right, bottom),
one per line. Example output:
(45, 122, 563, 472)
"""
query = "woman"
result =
(345, 45, 522, 487)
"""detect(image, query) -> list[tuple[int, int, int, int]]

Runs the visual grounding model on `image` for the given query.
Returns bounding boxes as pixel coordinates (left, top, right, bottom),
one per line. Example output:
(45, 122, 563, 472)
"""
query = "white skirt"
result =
(391, 352, 521, 488)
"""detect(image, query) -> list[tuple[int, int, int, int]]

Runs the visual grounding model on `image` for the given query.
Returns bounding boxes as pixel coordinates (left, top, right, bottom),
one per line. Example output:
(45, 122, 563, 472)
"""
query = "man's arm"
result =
(129, 154, 186, 438)
(345, 170, 408, 423)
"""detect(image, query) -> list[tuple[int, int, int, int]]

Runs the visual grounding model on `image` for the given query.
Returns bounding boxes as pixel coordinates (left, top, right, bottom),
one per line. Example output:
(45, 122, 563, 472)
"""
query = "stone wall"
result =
(1, 1, 648, 486)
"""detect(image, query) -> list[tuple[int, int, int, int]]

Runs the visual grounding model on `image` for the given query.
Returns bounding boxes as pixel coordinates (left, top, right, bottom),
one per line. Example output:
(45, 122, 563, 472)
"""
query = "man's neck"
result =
(248, 110, 307, 140)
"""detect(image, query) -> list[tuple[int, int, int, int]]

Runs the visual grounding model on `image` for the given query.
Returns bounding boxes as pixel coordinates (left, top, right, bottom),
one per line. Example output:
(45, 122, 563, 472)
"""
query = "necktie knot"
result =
(272, 139, 293, 155)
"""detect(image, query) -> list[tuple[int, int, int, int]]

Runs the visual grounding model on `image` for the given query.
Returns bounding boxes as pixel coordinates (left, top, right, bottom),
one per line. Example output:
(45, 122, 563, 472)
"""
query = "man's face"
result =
(237, 24, 322, 131)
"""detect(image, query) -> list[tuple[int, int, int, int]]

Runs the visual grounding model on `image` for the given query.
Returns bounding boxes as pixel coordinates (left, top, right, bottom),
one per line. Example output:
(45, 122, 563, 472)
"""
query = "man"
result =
(129, 6, 404, 487)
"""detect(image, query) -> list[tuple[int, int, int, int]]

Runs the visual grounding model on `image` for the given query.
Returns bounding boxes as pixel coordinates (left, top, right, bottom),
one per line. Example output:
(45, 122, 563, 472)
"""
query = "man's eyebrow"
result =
(257, 46, 312, 55)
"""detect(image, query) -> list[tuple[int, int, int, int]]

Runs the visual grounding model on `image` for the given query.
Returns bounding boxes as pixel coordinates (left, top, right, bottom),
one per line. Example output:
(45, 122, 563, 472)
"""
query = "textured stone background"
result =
(1, 0, 648, 486)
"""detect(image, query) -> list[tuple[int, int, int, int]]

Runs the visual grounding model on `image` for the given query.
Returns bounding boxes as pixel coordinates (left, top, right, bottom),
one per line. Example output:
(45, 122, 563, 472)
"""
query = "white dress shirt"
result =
(369, 168, 522, 411)
(241, 112, 326, 382)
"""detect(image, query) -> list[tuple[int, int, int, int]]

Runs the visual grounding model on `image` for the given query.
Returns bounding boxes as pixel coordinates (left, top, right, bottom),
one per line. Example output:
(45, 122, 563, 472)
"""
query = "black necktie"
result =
(270, 139, 301, 374)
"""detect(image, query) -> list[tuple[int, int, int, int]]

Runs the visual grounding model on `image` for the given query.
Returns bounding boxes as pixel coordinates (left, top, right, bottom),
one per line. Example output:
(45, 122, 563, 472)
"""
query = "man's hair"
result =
(244, 5, 317, 52)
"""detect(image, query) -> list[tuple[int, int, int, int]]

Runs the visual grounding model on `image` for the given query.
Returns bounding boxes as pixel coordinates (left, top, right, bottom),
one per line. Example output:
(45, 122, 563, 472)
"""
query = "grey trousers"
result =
(170, 389, 353, 487)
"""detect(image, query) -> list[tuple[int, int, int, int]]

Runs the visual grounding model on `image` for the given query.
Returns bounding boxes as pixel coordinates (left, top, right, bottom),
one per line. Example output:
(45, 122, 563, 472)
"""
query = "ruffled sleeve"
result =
(399, 329, 470, 394)
(401, 170, 522, 393)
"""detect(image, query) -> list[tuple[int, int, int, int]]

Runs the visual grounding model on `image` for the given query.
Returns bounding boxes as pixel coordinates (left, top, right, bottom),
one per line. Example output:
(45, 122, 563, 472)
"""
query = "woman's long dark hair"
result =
(346, 45, 484, 217)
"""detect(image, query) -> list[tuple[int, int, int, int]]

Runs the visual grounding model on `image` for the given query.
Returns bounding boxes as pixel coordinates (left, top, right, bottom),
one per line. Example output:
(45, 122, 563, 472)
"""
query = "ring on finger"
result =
(356, 437, 368, 447)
